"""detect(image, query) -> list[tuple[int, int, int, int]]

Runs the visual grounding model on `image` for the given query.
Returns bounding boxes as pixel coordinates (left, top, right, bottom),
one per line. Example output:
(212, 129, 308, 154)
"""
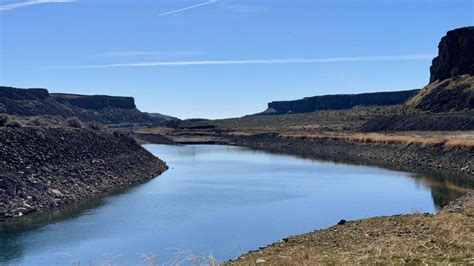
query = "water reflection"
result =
(411, 173, 474, 209)
(0, 144, 472, 264)
(0, 197, 106, 262)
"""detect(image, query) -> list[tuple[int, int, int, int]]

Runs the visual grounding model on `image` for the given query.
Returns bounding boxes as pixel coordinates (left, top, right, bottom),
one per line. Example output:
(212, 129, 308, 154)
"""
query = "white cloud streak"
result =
(158, 0, 217, 16)
(0, 0, 75, 11)
(99, 51, 206, 57)
(40, 54, 435, 69)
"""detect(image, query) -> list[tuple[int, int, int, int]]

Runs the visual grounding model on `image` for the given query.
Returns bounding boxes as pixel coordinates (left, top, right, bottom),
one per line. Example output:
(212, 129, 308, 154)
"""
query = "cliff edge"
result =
(430, 26, 474, 83)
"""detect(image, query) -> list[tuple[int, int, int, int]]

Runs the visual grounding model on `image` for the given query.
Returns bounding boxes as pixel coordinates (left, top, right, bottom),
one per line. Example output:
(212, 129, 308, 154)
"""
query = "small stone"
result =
(3, 181, 17, 196)
(51, 189, 63, 197)
(256, 258, 266, 264)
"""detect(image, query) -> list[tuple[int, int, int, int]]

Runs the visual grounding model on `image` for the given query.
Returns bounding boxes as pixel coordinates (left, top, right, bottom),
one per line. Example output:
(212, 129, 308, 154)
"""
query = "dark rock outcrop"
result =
(0, 87, 49, 100)
(0, 87, 155, 124)
(361, 27, 474, 129)
(263, 90, 420, 115)
(0, 127, 168, 220)
(51, 93, 137, 110)
(430, 26, 474, 83)
(404, 27, 474, 113)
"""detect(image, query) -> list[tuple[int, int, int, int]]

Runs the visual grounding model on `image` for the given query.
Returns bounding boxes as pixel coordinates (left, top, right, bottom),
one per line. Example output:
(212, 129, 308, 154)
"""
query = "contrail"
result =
(0, 0, 75, 12)
(159, 0, 217, 16)
(40, 54, 435, 69)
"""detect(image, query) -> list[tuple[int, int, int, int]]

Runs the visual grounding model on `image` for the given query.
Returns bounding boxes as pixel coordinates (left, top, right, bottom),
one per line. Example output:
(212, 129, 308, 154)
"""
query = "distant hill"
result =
(261, 89, 420, 115)
(0, 87, 171, 125)
(144, 112, 179, 123)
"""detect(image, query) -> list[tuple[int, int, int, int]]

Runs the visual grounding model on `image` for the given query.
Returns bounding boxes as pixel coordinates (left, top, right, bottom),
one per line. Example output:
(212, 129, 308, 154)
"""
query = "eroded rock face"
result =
(0, 87, 154, 124)
(430, 26, 474, 83)
(51, 93, 136, 110)
(0, 87, 49, 101)
(264, 90, 420, 115)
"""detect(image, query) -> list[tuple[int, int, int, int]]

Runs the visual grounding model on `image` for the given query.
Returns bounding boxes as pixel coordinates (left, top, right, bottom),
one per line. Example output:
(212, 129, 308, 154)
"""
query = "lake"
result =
(0, 144, 471, 265)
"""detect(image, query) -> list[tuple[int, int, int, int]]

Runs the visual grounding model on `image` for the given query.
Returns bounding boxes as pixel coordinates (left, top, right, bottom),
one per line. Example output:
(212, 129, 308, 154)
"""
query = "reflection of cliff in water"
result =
(411, 173, 474, 209)
(0, 197, 105, 262)
(250, 145, 473, 210)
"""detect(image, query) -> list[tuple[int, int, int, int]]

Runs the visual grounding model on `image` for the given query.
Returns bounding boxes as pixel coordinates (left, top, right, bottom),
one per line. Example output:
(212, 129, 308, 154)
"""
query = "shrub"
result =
(0, 115, 8, 127)
(87, 122, 103, 131)
(5, 120, 23, 128)
(65, 118, 84, 128)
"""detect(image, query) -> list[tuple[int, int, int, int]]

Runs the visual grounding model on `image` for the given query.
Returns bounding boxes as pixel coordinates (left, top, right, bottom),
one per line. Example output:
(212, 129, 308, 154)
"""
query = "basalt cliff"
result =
(263, 90, 419, 115)
(0, 87, 172, 125)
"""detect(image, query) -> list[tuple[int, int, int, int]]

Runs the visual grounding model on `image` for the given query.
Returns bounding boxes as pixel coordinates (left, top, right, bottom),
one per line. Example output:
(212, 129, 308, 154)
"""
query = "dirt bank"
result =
(0, 127, 168, 220)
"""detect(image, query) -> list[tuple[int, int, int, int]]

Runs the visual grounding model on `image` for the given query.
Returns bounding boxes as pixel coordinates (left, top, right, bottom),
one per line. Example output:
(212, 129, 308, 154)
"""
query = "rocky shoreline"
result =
(136, 131, 473, 180)
(0, 127, 168, 221)
(228, 133, 473, 179)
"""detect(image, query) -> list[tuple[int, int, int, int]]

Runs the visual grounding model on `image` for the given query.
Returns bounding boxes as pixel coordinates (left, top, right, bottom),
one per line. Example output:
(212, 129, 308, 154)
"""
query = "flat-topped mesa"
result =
(51, 93, 137, 110)
(430, 26, 474, 83)
(0, 87, 50, 100)
(265, 90, 420, 115)
(0, 86, 154, 124)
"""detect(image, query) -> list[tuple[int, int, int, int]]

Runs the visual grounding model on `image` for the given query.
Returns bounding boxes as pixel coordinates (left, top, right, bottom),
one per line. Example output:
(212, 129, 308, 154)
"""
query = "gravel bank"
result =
(0, 127, 168, 220)
(230, 133, 473, 179)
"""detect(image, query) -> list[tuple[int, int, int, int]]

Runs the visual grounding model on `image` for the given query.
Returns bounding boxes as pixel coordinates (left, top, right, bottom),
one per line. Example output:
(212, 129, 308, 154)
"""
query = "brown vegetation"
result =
(406, 75, 474, 112)
(276, 131, 474, 149)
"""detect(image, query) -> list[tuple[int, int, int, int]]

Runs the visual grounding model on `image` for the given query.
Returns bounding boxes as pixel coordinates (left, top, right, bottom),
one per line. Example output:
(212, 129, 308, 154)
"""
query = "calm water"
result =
(0, 144, 471, 265)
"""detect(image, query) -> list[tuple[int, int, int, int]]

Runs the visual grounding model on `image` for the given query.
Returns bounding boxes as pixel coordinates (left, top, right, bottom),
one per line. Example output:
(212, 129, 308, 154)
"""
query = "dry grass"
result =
(136, 125, 474, 150)
(277, 131, 474, 149)
(445, 139, 474, 149)
(227, 210, 474, 265)
(407, 75, 474, 108)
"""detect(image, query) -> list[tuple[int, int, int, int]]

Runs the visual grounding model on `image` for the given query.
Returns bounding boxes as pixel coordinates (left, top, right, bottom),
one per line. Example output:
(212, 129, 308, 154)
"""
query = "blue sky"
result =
(0, 0, 473, 118)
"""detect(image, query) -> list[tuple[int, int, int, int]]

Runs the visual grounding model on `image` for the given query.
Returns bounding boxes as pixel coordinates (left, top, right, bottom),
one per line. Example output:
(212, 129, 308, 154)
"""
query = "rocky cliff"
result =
(51, 93, 137, 110)
(430, 27, 474, 83)
(0, 127, 168, 220)
(264, 90, 419, 115)
(406, 27, 474, 113)
(360, 27, 474, 131)
(0, 87, 157, 124)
